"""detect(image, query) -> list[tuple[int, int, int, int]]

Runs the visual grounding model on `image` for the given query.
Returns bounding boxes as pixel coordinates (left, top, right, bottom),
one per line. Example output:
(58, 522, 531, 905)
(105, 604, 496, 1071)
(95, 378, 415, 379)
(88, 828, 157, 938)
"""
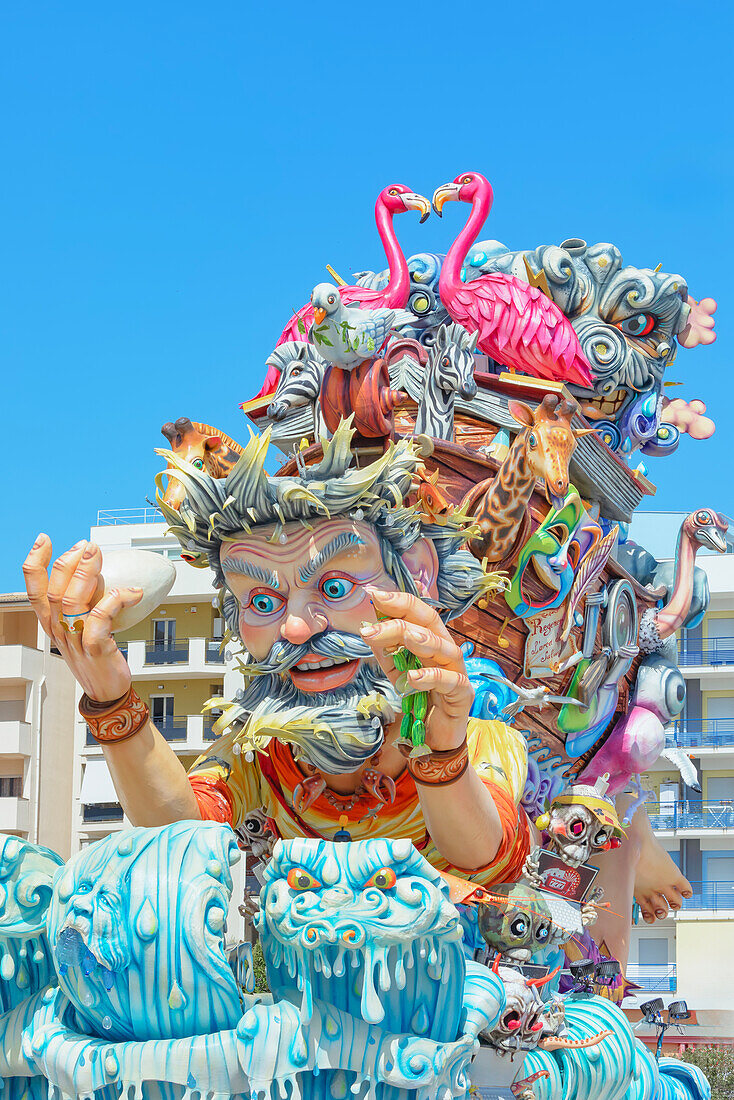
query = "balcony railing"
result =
(96, 507, 161, 526)
(152, 717, 189, 742)
(678, 638, 734, 666)
(144, 641, 190, 665)
(626, 964, 676, 992)
(670, 720, 734, 750)
(680, 880, 734, 910)
(206, 640, 225, 664)
(647, 800, 734, 830)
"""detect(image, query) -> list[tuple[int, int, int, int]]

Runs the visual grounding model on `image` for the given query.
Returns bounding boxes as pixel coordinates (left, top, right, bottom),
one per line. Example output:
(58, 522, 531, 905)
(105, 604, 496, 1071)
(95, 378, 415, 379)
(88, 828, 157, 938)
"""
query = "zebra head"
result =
(431, 323, 478, 400)
(266, 343, 326, 422)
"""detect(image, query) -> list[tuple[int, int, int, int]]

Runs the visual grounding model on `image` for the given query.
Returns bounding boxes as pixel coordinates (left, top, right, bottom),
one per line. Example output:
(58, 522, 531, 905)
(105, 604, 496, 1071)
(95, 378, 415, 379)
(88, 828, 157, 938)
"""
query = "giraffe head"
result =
(160, 418, 243, 510)
(508, 395, 592, 509)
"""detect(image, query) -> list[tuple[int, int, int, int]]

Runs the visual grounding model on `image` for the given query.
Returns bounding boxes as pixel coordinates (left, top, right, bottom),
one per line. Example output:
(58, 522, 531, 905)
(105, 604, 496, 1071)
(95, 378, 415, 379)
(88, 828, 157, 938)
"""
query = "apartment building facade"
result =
(626, 512, 734, 1047)
(0, 592, 77, 859)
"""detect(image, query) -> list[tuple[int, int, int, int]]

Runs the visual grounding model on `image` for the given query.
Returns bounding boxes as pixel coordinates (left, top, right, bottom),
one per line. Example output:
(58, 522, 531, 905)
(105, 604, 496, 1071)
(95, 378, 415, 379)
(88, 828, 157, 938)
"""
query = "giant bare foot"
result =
(634, 833, 693, 923)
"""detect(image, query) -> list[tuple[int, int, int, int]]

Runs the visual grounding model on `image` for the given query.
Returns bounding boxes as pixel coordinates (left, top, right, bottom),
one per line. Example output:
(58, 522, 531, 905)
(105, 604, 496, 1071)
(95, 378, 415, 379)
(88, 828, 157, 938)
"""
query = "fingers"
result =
(47, 541, 88, 619)
(398, 666, 474, 704)
(22, 534, 54, 633)
(82, 587, 143, 657)
(360, 618, 461, 669)
(62, 543, 105, 615)
(366, 586, 447, 635)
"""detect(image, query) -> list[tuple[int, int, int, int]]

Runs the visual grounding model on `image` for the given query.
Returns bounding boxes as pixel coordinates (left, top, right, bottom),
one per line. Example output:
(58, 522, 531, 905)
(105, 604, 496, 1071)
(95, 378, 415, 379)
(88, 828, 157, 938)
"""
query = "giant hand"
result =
(359, 587, 473, 751)
(23, 535, 142, 702)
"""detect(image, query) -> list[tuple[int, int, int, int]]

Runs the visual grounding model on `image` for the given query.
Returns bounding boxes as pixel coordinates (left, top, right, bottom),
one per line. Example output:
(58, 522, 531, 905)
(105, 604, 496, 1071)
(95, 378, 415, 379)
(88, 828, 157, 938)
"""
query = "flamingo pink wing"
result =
(450, 273, 593, 386)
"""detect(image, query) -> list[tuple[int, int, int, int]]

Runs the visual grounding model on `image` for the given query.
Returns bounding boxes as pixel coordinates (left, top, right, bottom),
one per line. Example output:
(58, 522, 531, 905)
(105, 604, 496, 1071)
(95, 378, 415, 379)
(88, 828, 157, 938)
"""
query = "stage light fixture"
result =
(640, 997, 664, 1022)
(667, 1000, 691, 1021)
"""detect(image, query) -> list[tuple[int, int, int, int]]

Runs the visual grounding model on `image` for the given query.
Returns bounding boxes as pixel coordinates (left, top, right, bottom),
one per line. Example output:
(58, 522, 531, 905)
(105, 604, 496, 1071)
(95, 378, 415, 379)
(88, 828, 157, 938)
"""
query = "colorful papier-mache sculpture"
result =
(0, 826, 711, 1100)
(12, 170, 722, 1099)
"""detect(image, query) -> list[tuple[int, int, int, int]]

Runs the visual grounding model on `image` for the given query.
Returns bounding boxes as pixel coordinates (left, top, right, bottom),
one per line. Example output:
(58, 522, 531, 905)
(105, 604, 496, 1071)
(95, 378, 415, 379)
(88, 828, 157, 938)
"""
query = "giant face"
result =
(221, 516, 437, 697)
(218, 515, 440, 773)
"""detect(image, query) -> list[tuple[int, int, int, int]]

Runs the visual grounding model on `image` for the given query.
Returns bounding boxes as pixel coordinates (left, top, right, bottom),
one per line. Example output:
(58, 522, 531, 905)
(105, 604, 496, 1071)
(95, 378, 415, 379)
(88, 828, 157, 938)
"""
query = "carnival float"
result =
(2, 171, 723, 1099)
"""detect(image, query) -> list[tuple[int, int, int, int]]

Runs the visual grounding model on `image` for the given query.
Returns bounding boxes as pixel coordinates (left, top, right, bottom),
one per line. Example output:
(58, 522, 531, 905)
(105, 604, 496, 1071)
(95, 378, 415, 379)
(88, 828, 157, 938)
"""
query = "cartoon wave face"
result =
(46, 821, 243, 1041)
(257, 836, 466, 1039)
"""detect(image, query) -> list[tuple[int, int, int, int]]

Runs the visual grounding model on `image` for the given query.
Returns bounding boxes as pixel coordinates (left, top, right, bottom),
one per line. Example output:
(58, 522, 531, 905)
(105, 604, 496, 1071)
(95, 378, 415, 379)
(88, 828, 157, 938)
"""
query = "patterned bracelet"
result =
(407, 738, 469, 786)
(79, 686, 149, 745)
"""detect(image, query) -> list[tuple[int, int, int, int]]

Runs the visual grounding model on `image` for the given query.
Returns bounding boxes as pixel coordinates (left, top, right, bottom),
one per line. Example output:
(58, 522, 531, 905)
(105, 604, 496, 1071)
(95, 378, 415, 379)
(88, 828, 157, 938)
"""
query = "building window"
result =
(704, 855, 734, 883)
(152, 619, 176, 648)
(149, 695, 186, 740)
(0, 777, 22, 797)
(638, 938, 668, 966)
(151, 695, 175, 725)
(707, 777, 734, 803)
(82, 804, 124, 823)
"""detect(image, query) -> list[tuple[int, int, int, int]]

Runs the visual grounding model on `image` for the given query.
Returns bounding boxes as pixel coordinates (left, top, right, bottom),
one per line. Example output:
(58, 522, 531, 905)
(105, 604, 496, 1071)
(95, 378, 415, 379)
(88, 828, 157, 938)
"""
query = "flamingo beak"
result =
(402, 192, 431, 223)
(431, 182, 462, 216)
(313, 307, 327, 325)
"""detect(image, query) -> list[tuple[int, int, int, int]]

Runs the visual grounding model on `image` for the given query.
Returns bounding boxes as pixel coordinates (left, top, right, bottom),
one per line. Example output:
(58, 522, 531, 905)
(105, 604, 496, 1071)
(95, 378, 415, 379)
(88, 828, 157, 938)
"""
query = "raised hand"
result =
(359, 586, 473, 752)
(22, 534, 142, 702)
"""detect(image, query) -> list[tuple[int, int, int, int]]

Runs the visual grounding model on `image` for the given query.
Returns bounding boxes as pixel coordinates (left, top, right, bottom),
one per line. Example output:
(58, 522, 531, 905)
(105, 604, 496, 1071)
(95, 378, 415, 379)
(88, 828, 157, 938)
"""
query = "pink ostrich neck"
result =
(375, 199, 409, 308)
(656, 524, 697, 637)
(439, 182, 493, 304)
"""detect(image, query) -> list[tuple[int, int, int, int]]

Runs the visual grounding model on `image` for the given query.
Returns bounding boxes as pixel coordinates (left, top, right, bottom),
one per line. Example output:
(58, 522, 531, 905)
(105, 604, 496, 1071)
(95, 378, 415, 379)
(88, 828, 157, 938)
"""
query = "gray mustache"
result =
(244, 630, 375, 677)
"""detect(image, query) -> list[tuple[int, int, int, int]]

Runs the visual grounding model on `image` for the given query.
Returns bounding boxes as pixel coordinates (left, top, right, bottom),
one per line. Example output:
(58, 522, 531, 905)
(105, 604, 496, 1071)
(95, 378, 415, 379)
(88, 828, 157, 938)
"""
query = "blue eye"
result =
(249, 592, 283, 615)
(320, 576, 354, 601)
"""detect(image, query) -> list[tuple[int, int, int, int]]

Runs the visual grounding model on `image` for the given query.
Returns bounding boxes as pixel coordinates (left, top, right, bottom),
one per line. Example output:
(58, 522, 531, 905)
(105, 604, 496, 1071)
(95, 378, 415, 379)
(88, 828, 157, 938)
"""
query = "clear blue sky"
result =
(2, 2, 732, 590)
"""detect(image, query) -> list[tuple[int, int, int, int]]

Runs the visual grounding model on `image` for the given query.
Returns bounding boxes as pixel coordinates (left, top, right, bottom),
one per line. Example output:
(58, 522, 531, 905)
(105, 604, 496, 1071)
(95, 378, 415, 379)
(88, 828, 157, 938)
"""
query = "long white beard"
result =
(229, 634, 401, 773)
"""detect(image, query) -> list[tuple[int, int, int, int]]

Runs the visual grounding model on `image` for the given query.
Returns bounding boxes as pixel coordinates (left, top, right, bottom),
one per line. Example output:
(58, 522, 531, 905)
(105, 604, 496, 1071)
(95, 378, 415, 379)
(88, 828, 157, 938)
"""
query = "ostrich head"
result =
(432, 171, 493, 214)
(311, 282, 341, 326)
(685, 508, 728, 554)
(378, 184, 430, 222)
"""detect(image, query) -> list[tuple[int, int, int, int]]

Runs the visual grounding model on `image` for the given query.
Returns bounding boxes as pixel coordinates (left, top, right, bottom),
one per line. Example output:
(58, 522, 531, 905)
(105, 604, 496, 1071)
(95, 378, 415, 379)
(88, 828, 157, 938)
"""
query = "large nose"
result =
(320, 886, 354, 910)
(280, 593, 328, 644)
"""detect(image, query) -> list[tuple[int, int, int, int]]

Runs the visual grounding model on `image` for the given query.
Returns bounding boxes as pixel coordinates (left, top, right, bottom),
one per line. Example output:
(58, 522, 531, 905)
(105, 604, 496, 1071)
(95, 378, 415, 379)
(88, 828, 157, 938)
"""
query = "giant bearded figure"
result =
(23, 422, 531, 885)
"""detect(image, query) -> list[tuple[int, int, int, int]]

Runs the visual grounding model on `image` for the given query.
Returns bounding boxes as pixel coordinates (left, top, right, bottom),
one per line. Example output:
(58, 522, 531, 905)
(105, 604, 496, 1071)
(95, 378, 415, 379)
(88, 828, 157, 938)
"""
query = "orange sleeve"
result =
(189, 775, 235, 826)
(481, 777, 531, 884)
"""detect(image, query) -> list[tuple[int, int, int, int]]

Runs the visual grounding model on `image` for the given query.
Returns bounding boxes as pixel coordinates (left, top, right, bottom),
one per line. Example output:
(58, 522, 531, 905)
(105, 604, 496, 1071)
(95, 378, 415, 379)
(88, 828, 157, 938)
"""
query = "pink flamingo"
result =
(432, 172, 593, 386)
(254, 185, 430, 399)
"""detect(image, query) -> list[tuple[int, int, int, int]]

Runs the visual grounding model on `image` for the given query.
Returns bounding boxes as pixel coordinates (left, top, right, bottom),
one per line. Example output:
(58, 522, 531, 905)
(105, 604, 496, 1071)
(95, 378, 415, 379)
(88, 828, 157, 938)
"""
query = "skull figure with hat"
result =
(536, 774, 625, 869)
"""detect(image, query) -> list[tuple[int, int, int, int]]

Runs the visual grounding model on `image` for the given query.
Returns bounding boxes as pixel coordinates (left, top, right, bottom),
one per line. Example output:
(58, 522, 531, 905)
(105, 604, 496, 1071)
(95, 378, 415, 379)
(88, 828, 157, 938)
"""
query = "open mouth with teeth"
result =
(579, 388, 629, 419)
(289, 655, 361, 692)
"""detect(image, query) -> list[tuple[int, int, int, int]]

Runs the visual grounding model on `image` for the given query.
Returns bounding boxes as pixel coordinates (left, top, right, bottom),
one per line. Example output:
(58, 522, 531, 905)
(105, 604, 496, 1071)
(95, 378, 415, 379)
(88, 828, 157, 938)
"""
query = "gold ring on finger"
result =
(58, 611, 91, 634)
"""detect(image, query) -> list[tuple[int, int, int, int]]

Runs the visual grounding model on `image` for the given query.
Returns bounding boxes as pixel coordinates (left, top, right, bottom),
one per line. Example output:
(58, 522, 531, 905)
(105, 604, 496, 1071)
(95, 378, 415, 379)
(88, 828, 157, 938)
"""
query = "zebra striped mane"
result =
(438, 322, 476, 349)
